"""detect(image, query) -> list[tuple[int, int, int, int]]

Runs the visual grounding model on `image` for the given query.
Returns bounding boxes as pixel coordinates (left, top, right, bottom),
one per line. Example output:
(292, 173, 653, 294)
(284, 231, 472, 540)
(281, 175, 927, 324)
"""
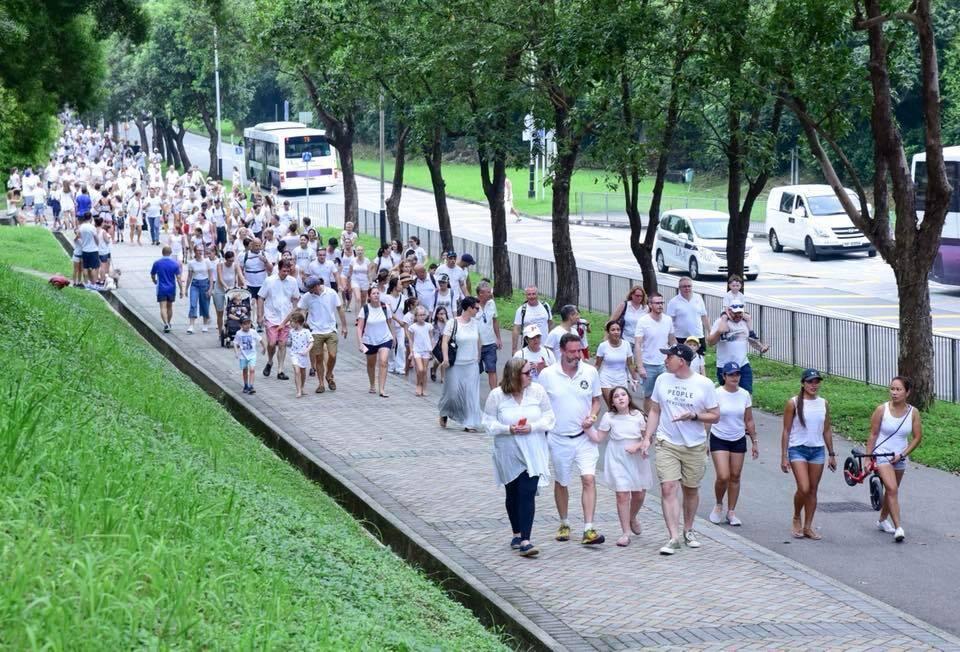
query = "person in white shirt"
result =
(437, 251, 468, 307)
(635, 292, 675, 412)
(513, 325, 556, 385)
(76, 214, 101, 287)
(356, 287, 396, 397)
(544, 304, 584, 361)
(706, 302, 753, 392)
(406, 306, 435, 397)
(476, 281, 502, 389)
(594, 321, 638, 407)
(292, 235, 315, 288)
(708, 362, 757, 528)
(639, 344, 719, 556)
(666, 277, 710, 352)
(306, 248, 337, 290)
(259, 261, 300, 380)
(294, 276, 347, 393)
(438, 296, 483, 430)
(407, 236, 427, 264)
(413, 264, 438, 317)
(482, 358, 556, 558)
(538, 333, 605, 546)
(511, 285, 553, 353)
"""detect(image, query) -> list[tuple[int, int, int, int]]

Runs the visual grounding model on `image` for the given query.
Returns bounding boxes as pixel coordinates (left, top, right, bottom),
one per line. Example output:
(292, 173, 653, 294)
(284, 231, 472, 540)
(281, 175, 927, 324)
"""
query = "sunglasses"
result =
(520, 370, 532, 376)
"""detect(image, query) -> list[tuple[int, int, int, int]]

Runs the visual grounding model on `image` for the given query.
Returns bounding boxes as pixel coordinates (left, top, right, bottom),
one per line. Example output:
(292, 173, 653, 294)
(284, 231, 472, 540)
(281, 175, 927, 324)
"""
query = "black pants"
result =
(504, 471, 539, 540)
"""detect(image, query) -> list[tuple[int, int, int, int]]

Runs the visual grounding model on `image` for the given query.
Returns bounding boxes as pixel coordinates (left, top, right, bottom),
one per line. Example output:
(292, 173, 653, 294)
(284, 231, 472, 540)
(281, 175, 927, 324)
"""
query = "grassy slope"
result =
(321, 226, 959, 472)
(352, 154, 767, 221)
(0, 227, 71, 274)
(0, 235, 506, 649)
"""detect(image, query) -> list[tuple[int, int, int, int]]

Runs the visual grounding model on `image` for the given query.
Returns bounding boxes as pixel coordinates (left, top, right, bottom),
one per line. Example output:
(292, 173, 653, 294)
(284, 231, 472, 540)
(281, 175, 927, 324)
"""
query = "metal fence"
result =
(574, 191, 768, 225)
(300, 201, 960, 402)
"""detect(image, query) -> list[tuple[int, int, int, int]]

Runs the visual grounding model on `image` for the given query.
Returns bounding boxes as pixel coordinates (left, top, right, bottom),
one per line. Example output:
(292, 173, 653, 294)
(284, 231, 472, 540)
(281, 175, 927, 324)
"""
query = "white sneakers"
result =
(709, 506, 723, 524)
(894, 527, 905, 542)
(877, 519, 896, 534)
(726, 513, 743, 527)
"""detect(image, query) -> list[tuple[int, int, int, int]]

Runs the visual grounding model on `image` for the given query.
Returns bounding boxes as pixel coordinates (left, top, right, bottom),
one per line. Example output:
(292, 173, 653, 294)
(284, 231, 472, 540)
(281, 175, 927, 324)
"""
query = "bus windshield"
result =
(284, 135, 331, 159)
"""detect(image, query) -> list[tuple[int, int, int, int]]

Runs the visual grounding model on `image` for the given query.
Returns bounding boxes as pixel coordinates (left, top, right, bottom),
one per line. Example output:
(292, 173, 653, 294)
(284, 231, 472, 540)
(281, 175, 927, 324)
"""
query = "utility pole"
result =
(379, 92, 387, 246)
(213, 24, 223, 180)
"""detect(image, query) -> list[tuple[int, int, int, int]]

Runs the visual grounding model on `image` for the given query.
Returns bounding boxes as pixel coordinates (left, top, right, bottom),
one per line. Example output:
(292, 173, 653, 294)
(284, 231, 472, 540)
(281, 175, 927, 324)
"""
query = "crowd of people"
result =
(14, 120, 923, 559)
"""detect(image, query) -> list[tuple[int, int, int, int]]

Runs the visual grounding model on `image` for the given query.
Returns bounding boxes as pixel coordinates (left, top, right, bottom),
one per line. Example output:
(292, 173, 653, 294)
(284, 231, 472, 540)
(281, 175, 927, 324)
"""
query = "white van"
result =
(765, 185, 876, 260)
(653, 209, 760, 280)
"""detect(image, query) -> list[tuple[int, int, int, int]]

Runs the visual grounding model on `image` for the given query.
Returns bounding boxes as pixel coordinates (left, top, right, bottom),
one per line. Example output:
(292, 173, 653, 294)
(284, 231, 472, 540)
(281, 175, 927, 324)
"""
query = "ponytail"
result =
(795, 384, 807, 428)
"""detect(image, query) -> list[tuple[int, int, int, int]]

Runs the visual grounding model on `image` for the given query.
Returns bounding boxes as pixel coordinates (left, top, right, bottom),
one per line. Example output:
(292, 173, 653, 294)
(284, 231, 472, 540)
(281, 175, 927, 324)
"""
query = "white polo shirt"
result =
(666, 293, 707, 339)
(538, 362, 601, 437)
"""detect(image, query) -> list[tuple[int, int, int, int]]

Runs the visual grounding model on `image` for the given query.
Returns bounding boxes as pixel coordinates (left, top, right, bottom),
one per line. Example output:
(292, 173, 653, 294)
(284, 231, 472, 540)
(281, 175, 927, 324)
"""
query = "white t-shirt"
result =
(666, 293, 708, 338)
(513, 347, 556, 384)
(414, 276, 438, 313)
(650, 372, 718, 447)
(513, 302, 552, 342)
(712, 316, 750, 368)
(298, 288, 342, 334)
(444, 317, 479, 364)
(538, 362, 601, 437)
(545, 324, 579, 360)
(78, 222, 98, 252)
(636, 313, 673, 365)
(307, 259, 337, 288)
(234, 328, 262, 360)
(477, 300, 498, 346)
(408, 321, 434, 355)
(361, 303, 394, 346)
(597, 410, 646, 441)
(596, 339, 632, 387)
(293, 245, 314, 272)
(712, 386, 752, 441)
(438, 263, 466, 302)
(260, 275, 300, 324)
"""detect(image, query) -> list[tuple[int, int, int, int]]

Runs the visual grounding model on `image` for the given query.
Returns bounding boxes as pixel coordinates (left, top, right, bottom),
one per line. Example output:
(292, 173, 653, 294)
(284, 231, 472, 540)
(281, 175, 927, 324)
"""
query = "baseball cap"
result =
(460, 253, 475, 265)
(522, 324, 542, 339)
(305, 276, 322, 290)
(802, 368, 823, 382)
(721, 361, 741, 376)
(437, 274, 450, 283)
(684, 335, 700, 347)
(444, 250, 457, 258)
(660, 343, 695, 363)
(729, 303, 745, 313)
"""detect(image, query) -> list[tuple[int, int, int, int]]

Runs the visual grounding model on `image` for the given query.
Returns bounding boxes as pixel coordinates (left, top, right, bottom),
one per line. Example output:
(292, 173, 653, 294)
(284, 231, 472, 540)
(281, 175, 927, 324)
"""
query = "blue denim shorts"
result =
(788, 444, 825, 464)
(479, 343, 498, 373)
(642, 363, 665, 396)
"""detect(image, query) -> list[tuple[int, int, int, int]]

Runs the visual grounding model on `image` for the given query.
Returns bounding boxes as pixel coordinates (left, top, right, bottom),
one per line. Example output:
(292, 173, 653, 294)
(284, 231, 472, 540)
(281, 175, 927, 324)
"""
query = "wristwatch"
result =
(691, 413, 698, 421)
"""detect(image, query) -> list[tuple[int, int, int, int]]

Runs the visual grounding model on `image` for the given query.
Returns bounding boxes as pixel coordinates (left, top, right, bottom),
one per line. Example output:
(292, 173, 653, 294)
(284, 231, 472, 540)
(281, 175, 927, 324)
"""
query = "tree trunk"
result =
(385, 123, 409, 241)
(479, 149, 512, 298)
(895, 267, 935, 406)
(152, 117, 166, 162)
(550, 103, 580, 309)
(424, 127, 453, 252)
(338, 133, 359, 227)
(163, 122, 181, 170)
(173, 123, 192, 171)
(135, 116, 149, 152)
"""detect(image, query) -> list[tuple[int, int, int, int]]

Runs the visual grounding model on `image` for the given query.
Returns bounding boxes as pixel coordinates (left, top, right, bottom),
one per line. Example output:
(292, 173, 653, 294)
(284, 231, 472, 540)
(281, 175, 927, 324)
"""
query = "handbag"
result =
(432, 319, 458, 364)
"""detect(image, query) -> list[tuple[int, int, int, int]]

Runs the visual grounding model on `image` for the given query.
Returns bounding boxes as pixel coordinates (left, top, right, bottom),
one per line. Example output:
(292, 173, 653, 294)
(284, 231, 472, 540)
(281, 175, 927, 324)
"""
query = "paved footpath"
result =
(86, 238, 959, 651)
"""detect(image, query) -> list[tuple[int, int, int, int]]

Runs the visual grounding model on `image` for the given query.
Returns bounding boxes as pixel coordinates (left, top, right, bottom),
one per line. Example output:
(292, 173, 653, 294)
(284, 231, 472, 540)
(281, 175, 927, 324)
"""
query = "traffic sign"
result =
(235, 145, 242, 155)
(301, 152, 312, 162)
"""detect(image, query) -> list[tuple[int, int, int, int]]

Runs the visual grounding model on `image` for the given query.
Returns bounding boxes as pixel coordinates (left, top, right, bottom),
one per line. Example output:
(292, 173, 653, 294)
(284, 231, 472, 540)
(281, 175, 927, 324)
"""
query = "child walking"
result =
(407, 306, 434, 397)
(723, 273, 769, 353)
(234, 317, 265, 394)
(288, 312, 313, 398)
(430, 306, 449, 383)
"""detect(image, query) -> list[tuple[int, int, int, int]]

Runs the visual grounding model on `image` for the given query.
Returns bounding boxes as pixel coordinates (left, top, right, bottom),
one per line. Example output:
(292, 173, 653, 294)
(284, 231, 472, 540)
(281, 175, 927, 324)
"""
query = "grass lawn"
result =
(353, 154, 768, 221)
(183, 117, 241, 143)
(320, 224, 958, 472)
(0, 226, 71, 274)
(0, 256, 507, 648)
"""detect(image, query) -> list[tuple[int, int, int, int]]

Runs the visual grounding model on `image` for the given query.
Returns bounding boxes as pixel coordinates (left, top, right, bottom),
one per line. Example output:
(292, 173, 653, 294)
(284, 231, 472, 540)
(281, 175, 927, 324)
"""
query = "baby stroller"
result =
(221, 287, 252, 347)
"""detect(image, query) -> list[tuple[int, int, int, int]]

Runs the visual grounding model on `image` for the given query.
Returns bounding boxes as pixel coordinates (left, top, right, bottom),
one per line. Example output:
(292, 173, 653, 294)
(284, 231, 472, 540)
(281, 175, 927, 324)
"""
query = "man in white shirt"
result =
(640, 344, 719, 555)
(259, 261, 300, 380)
(476, 281, 502, 389)
(413, 264, 437, 318)
(76, 213, 101, 288)
(307, 247, 337, 290)
(539, 333, 605, 546)
(438, 251, 467, 307)
(635, 292, 675, 412)
(666, 277, 710, 353)
(290, 276, 347, 393)
(706, 302, 753, 392)
(407, 236, 427, 264)
(293, 235, 315, 288)
(544, 304, 584, 360)
(511, 285, 553, 353)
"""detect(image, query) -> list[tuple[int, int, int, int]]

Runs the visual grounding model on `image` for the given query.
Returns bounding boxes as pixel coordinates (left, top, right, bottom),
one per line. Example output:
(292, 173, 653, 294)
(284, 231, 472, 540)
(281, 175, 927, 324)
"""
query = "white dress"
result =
(598, 410, 653, 491)
(596, 339, 632, 388)
(482, 385, 555, 487)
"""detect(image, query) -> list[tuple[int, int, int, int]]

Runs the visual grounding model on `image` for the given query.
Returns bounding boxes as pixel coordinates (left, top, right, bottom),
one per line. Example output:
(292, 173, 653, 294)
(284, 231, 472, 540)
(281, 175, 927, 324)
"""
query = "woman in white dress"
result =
(595, 321, 638, 407)
(482, 357, 555, 557)
(351, 245, 372, 309)
(60, 181, 76, 231)
(590, 386, 652, 547)
(439, 296, 483, 431)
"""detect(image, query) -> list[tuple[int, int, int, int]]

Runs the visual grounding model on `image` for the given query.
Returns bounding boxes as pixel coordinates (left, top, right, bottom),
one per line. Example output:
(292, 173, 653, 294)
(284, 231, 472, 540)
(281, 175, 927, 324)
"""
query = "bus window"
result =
(915, 161, 928, 211)
(916, 161, 960, 212)
(285, 136, 331, 159)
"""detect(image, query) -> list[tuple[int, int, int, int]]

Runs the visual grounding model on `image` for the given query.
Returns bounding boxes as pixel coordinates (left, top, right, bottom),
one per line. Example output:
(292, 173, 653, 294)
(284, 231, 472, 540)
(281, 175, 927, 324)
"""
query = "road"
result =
(163, 128, 960, 336)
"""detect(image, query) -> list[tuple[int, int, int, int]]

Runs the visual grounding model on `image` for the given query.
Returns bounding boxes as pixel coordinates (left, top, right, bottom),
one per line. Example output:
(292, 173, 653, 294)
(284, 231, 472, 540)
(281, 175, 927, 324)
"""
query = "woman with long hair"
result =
(608, 285, 648, 351)
(780, 368, 836, 540)
(439, 296, 483, 431)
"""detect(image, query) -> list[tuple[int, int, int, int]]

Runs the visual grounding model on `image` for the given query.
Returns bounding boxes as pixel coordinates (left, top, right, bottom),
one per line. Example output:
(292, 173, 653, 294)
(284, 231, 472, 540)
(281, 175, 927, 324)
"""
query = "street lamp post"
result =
(213, 24, 223, 180)
(379, 92, 387, 246)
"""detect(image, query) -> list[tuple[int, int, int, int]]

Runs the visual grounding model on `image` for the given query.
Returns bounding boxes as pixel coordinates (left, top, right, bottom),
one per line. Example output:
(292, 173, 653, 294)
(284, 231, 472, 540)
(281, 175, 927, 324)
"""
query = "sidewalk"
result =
(96, 239, 958, 651)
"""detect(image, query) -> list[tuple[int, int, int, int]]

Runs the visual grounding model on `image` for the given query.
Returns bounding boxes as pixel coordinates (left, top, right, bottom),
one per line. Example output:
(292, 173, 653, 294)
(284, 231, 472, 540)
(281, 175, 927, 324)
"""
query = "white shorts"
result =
(351, 278, 370, 291)
(548, 432, 599, 487)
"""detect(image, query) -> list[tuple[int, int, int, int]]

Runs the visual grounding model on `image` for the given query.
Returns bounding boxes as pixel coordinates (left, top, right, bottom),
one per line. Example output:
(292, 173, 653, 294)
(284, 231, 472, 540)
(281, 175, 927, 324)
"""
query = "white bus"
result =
(243, 121, 339, 192)
(912, 146, 960, 284)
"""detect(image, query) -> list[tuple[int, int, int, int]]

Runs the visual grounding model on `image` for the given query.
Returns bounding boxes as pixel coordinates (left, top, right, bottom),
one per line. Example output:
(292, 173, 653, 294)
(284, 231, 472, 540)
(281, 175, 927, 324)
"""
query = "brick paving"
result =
(91, 239, 959, 651)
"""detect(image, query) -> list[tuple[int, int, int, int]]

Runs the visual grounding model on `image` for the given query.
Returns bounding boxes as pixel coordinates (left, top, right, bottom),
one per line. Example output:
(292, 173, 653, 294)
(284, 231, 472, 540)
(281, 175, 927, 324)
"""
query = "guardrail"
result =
(300, 201, 960, 402)
(573, 191, 768, 224)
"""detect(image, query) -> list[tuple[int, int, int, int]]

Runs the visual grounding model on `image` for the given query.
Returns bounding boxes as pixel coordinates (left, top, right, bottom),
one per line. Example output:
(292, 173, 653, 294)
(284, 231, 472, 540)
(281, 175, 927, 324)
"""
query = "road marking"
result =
(772, 294, 850, 300)
(868, 314, 960, 321)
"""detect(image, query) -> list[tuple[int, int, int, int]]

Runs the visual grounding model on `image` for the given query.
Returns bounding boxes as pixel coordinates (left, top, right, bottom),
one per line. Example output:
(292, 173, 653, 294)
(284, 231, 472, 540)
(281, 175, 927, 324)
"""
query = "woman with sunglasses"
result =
(482, 357, 555, 557)
(439, 296, 483, 431)
(780, 368, 836, 540)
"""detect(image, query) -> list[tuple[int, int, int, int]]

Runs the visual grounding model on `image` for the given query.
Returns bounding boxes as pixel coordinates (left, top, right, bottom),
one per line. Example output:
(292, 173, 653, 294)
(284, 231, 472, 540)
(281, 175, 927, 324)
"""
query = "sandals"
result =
(439, 416, 447, 428)
(379, 392, 390, 398)
(315, 385, 325, 393)
(616, 535, 631, 547)
(803, 528, 822, 540)
(630, 520, 642, 536)
(792, 517, 804, 539)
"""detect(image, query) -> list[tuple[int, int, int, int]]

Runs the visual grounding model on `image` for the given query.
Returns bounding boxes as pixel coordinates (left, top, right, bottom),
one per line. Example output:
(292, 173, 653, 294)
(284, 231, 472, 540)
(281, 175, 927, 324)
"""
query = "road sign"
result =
(301, 152, 312, 162)
(298, 111, 314, 125)
(235, 145, 242, 155)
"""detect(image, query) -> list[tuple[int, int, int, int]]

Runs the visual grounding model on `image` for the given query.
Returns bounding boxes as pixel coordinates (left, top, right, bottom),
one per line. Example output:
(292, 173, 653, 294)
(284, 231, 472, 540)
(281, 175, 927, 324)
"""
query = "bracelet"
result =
(828, 452, 836, 456)
(691, 413, 698, 421)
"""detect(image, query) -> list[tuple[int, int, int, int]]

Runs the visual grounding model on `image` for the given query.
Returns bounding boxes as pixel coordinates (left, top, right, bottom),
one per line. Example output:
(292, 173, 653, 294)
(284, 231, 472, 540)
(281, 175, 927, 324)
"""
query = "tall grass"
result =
(0, 266, 506, 650)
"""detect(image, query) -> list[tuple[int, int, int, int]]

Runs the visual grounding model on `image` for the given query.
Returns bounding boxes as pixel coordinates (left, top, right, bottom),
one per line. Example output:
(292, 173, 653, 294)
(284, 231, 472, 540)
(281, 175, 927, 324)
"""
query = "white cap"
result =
(523, 324, 542, 339)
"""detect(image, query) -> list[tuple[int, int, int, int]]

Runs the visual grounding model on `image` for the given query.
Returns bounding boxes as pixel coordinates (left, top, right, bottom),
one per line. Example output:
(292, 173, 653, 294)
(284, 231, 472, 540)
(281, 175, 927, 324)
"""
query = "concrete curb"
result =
(53, 232, 565, 651)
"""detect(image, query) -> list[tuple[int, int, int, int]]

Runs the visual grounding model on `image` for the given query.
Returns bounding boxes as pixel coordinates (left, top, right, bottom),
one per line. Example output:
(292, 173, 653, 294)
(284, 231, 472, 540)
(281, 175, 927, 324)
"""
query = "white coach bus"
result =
(243, 121, 339, 192)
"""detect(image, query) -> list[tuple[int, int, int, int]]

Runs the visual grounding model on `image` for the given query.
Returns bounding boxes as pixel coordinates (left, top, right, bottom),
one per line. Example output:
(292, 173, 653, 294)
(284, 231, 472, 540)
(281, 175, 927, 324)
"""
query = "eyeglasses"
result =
(520, 370, 532, 376)
(650, 301, 664, 305)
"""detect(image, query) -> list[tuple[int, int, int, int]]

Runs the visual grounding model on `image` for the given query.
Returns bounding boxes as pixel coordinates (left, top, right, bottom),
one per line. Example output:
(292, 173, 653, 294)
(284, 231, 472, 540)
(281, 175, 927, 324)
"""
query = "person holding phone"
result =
(482, 358, 555, 557)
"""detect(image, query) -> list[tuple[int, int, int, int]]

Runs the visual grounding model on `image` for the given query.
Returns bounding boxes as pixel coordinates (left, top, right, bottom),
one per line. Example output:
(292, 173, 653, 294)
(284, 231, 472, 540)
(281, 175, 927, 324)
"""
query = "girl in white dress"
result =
(595, 321, 638, 407)
(350, 245, 372, 309)
(407, 306, 434, 397)
(590, 386, 652, 547)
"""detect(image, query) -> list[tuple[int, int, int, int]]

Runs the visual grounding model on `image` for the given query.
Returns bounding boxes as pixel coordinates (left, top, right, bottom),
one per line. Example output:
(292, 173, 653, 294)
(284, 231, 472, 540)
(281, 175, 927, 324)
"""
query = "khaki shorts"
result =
(310, 331, 338, 356)
(655, 438, 707, 488)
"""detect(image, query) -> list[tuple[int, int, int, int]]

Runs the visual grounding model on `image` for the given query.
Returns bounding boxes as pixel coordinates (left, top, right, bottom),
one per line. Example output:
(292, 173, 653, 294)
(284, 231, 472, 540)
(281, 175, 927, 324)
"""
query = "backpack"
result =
(615, 301, 628, 331)
(519, 301, 552, 329)
(361, 302, 389, 335)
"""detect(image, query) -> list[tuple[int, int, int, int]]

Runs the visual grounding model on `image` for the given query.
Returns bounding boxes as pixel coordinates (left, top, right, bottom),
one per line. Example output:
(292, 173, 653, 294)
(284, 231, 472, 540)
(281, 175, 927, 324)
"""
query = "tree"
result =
(773, 0, 952, 408)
